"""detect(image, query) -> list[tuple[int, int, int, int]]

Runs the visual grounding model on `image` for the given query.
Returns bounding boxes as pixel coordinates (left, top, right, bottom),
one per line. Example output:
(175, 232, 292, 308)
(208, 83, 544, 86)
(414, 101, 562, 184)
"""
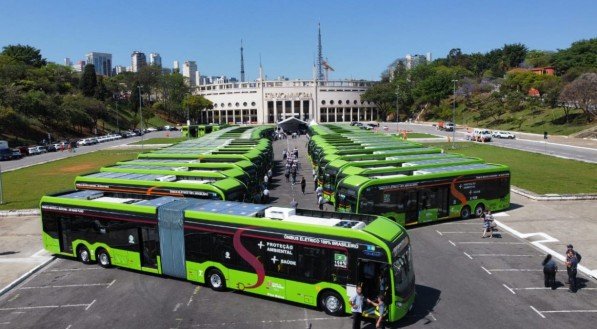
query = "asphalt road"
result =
(0, 131, 181, 172)
(381, 122, 597, 164)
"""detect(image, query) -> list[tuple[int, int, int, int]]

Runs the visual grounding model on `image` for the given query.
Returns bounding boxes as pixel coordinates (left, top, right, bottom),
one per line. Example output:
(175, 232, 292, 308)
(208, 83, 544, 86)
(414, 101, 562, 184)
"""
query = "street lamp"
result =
(451, 79, 458, 149)
(138, 85, 144, 151)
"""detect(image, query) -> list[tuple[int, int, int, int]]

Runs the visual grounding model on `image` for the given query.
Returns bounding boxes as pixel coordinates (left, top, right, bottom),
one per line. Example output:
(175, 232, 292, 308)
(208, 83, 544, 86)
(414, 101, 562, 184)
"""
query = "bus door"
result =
(140, 227, 159, 269)
(436, 187, 450, 218)
(58, 217, 73, 253)
(403, 190, 418, 225)
(417, 188, 438, 223)
(357, 259, 390, 301)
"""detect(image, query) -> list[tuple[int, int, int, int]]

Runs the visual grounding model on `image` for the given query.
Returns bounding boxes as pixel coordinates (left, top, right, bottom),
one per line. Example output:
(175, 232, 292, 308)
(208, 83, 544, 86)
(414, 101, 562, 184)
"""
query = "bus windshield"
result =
(336, 185, 358, 212)
(392, 235, 415, 299)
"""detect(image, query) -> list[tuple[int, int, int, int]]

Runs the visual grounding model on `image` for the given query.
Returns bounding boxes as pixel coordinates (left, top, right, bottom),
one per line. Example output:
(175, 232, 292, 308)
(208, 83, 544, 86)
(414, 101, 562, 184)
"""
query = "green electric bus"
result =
(322, 156, 484, 204)
(335, 163, 510, 226)
(75, 172, 247, 201)
(40, 191, 415, 322)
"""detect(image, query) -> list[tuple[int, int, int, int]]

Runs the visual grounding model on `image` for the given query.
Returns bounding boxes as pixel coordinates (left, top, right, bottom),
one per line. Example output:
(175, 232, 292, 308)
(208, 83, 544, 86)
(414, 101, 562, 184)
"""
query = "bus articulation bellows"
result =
(41, 191, 415, 322)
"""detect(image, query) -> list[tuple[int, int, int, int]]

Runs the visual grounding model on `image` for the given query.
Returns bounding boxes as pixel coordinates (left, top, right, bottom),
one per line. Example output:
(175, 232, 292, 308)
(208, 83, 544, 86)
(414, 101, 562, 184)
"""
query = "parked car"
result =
(0, 148, 12, 161)
(46, 144, 57, 152)
(27, 146, 40, 155)
(492, 131, 516, 139)
(11, 149, 23, 159)
(35, 146, 47, 154)
(145, 127, 157, 132)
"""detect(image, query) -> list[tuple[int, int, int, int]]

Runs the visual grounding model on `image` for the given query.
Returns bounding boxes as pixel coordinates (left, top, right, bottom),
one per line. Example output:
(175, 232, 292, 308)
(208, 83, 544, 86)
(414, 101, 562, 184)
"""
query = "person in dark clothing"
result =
(542, 254, 557, 289)
(300, 177, 306, 194)
(349, 286, 364, 329)
(565, 244, 582, 284)
(566, 250, 578, 292)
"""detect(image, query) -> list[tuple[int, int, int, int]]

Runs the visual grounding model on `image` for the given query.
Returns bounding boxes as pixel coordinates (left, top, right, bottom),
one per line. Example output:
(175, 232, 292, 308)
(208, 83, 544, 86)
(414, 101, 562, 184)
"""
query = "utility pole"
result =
(451, 79, 458, 149)
(138, 85, 144, 151)
(395, 84, 400, 130)
(0, 163, 4, 205)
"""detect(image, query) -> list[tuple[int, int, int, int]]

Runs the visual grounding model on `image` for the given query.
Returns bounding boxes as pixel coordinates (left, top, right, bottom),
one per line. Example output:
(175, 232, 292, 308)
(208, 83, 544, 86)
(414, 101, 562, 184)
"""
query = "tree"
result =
(1, 44, 46, 67)
(552, 38, 597, 75)
(182, 94, 213, 124)
(80, 64, 97, 97)
(525, 50, 553, 68)
(95, 76, 109, 101)
(502, 43, 528, 69)
(559, 73, 597, 122)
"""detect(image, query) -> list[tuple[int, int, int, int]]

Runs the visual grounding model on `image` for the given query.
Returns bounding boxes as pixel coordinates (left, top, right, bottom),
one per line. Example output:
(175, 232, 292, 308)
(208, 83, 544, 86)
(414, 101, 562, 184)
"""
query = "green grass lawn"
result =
(429, 142, 597, 194)
(131, 137, 187, 145)
(403, 133, 441, 139)
(0, 150, 139, 210)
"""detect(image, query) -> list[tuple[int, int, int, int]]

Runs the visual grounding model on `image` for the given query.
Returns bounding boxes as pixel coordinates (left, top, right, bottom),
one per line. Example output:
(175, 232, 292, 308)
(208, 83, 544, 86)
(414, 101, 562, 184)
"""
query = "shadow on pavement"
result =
(393, 284, 441, 328)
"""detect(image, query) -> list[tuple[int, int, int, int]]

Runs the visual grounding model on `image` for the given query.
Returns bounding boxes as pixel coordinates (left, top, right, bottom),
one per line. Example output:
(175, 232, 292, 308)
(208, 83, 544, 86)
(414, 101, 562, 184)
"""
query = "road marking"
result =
(303, 309, 310, 329)
(186, 286, 201, 307)
(463, 252, 473, 259)
(19, 282, 113, 289)
(65, 325, 72, 329)
(85, 299, 96, 311)
(488, 269, 542, 272)
(469, 254, 536, 257)
(503, 284, 516, 295)
(494, 220, 597, 279)
(0, 301, 94, 311)
(448, 240, 456, 247)
(530, 306, 545, 319)
(47, 268, 101, 272)
(0, 258, 52, 264)
(173, 303, 182, 312)
(514, 287, 597, 291)
(481, 266, 492, 275)
(435, 230, 443, 236)
(107, 279, 116, 288)
(541, 310, 597, 314)
(0, 322, 10, 326)
(456, 242, 525, 245)
(438, 231, 480, 234)
(8, 294, 19, 302)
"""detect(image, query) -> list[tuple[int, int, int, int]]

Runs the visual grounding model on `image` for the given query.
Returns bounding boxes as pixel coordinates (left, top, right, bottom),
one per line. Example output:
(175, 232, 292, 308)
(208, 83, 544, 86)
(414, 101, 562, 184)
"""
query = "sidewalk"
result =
(0, 216, 53, 296)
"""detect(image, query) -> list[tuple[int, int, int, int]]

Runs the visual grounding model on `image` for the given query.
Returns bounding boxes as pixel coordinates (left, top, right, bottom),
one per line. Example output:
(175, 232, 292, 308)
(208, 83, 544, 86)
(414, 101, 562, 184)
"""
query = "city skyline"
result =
(1, 0, 595, 80)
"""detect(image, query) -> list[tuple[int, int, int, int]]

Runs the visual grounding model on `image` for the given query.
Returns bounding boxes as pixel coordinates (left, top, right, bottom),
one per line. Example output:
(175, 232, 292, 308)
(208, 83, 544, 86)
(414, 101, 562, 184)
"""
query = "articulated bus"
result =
(322, 157, 484, 204)
(41, 191, 415, 322)
(311, 143, 424, 166)
(317, 147, 443, 184)
(75, 172, 247, 201)
(335, 163, 510, 226)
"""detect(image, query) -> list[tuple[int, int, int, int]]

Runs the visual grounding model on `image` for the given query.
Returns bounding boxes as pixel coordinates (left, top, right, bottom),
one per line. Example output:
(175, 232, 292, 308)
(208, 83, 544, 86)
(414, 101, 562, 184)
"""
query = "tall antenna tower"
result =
(240, 39, 245, 82)
(317, 23, 324, 81)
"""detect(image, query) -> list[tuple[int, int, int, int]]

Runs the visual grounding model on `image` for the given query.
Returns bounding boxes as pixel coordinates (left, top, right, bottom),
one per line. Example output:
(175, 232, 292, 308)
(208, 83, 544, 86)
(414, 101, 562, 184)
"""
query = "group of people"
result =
(283, 147, 301, 185)
(350, 286, 386, 329)
(261, 167, 273, 204)
(542, 244, 582, 292)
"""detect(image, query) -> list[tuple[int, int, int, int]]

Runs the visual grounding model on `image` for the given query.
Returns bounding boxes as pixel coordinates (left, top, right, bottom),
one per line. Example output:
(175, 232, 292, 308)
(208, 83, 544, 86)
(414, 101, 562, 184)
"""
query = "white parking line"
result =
(46, 268, 101, 272)
(514, 287, 597, 291)
(469, 254, 537, 257)
(437, 231, 480, 234)
(0, 322, 10, 326)
(530, 306, 545, 318)
(463, 252, 473, 259)
(435, 230, 443, 236)
(19, 282, 114, 289)
(448, 240, 456, 247)
(456, 242, 525, 245)
(0, 300, 95, 311)
(503, 284, 516, 295)
(173, 303, 181, 312)
(481, 266, 492, 275)
(85, 299, 96, 311)
(488, 269, 542, 272)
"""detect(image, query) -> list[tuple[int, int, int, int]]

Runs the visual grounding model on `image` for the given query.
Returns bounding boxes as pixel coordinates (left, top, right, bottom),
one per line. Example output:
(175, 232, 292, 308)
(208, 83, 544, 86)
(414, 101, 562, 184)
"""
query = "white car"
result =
(466, 129, 492, 142)
(492, 131, 516, 139)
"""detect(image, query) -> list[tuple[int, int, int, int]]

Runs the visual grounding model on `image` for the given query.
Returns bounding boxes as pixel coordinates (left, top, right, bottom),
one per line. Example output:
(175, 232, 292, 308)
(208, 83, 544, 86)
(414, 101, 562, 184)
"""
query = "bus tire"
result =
(319, 290, 344, 316)
(474, 204, 485, 218)
(97, 249, 111, 268)
(77, 245, 92, 264)
(207, 269, 226, 291)
(460, 206, 471, 220)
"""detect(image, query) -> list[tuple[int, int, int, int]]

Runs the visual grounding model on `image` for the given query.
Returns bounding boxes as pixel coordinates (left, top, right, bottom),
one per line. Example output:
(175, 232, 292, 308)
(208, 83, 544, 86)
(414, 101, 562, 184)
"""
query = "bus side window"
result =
(184, 231, 211, 263)
(297, 247, 329, 282)
(214, 234, 237, 266)
(42, 213, 60, 239)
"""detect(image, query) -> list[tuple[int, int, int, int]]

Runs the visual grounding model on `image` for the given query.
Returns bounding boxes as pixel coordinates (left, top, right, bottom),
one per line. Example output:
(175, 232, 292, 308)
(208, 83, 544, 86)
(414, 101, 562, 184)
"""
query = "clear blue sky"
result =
(1, 0, 595, 81)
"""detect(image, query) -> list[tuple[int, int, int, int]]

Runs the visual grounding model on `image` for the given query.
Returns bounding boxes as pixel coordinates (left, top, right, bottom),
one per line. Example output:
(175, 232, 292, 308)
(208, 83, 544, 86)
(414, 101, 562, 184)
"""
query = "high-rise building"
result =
(72, 60, 86, 72)
(64, 58, 72, 67)
(86, 52, 112, 76)
(195, 71, 201, 86)
(113, 65, 127, 75)
(173, 60, 180, 72)
(182, 61, 198, 86)
(131, 51, 147, 72)
(149, 53, 162, 67)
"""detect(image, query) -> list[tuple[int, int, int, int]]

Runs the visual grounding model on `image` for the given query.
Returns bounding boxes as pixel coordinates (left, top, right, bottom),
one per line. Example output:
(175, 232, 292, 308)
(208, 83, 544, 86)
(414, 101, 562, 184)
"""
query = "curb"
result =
(511, 186, 597, 201)
(0, 256, 55, 297)
(0, 209, 40, 217)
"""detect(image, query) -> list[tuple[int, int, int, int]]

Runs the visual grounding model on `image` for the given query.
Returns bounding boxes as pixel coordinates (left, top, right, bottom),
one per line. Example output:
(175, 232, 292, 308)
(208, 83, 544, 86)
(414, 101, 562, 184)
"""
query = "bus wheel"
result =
(97, 249, 111, 268)
(207, 269, 226, 291)
(460, 206, 472, 220)
(474, 204, 485, 217)
(320, 291, 344, 316)
(77, 245, 92, 264)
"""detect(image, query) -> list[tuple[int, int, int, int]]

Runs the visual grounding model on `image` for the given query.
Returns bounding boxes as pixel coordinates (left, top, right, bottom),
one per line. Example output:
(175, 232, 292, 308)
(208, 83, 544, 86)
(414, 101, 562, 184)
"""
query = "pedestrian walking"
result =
(542, 254, 557, 290)
(566, 250, 578, 292)
(314, 178, 318, 191)
(283, 149, 287, 160)
(481, 209, 494, 238)
(291, 172, 297, 185)
(300, 177, 306, 194)
(366, 295, 386, 329)
(290, 198, 298, 208)
(318, 195, 325, 211)
(263, 174, 269, 188)
(267, 168, 272, 179)
(316, 186, 323, 198)
(349, 286, 364, 329)
(262, 187, 270, 204)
